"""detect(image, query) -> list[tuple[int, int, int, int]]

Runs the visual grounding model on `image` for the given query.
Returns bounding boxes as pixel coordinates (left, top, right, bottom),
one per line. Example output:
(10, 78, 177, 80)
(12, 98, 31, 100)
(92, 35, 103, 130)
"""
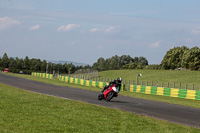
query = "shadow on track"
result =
(108, 100, 128, 103)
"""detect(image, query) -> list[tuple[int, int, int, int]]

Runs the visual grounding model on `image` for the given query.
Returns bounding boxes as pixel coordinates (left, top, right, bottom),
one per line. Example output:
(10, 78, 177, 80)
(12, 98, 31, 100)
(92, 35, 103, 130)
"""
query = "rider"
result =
(101, 77, 122, 93)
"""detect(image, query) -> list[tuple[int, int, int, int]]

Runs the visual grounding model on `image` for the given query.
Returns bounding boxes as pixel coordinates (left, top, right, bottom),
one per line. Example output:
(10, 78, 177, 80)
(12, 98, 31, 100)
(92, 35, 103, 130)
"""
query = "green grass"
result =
(99, 70, 200, 83)
(5, 73, 200, 109)
(99, 70, 200, 90)
(0, 83, 200, 133)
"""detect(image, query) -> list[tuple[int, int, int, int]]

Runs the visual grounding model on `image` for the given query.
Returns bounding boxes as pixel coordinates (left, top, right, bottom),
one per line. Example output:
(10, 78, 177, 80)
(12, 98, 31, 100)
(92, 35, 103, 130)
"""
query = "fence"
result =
(73, 69, 98, 77)
(130, 85, 200, 101)
(121, 80, 200, 91)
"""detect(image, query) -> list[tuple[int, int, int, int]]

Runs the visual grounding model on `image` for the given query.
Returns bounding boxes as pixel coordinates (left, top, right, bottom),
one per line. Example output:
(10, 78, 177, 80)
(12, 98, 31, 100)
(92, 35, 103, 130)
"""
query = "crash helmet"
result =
(117, 77, 122, 84)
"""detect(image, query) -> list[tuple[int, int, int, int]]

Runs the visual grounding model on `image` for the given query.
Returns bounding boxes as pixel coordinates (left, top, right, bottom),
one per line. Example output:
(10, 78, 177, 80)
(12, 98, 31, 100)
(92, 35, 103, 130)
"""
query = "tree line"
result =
(92, 55, 148, 71)
(92, 46, 200, 71)
(0, 53, 91, 74)
(0, 53, 148, 73)
(0, 45, 200, 74)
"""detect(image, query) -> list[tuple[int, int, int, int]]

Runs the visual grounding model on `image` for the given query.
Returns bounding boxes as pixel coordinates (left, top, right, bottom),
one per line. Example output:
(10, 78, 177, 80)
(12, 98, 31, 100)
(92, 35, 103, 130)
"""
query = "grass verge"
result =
(0, 83, 200, 133)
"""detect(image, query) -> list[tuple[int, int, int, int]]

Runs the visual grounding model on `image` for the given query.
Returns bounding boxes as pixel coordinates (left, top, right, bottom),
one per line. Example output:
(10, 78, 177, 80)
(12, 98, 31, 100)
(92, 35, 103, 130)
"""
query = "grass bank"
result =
(6, 73, 200, 109)
(0, 83, 200, 133)
(99, 70, 200, 90)
(99, 70, 200, 84)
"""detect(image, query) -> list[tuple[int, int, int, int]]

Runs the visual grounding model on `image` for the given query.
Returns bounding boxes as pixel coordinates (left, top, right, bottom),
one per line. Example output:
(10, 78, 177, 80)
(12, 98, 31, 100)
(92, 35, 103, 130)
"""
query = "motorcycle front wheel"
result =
(98, 94, 103, 100)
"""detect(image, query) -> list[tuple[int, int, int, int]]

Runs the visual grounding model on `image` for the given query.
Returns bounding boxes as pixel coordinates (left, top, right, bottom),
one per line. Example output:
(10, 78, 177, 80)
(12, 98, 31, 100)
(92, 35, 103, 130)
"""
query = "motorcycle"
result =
(98, 84, 118, 101)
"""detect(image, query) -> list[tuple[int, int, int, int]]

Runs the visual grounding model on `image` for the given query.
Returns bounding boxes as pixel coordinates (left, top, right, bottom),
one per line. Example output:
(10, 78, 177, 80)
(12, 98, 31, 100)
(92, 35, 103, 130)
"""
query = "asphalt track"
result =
(1, 73, 200, 128)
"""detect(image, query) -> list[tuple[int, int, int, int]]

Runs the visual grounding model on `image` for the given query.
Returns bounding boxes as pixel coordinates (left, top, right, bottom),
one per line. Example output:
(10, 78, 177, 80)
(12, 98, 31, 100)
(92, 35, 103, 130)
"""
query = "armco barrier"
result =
(130, 85, 200, 100)
(31, 72, 123, 91)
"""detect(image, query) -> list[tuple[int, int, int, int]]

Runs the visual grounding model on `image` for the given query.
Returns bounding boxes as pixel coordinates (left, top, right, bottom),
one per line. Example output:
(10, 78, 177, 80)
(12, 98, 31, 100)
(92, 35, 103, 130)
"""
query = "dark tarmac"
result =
(1, 73, 200, 128)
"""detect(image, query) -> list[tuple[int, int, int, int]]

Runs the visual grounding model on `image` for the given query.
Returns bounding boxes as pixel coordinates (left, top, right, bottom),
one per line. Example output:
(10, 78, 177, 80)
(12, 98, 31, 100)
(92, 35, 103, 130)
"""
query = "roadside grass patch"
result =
(0, 83, 200, 133)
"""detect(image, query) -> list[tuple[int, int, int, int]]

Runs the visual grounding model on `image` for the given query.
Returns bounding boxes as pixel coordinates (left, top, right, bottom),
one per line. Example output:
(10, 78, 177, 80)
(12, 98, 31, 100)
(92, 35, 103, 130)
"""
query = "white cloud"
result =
(57, 24, 80, 32)
(90, 26, 120, 33)
(30, 25, 40, 31)
(105, 26, 120, 33)
(0, 16, 21, 30)
(149, 41, 161, 48)
(89, 28, 103, 32)
(191, 27, 200, 34)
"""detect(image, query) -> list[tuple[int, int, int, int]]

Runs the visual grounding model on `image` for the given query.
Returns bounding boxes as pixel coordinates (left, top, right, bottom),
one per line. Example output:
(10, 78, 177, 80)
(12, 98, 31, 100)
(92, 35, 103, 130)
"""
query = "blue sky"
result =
(0, 0, 200, 65)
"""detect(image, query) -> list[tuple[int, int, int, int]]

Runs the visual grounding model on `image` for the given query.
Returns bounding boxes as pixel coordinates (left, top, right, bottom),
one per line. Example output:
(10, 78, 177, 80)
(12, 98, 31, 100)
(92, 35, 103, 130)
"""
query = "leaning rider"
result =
(101, 77, 122, 93)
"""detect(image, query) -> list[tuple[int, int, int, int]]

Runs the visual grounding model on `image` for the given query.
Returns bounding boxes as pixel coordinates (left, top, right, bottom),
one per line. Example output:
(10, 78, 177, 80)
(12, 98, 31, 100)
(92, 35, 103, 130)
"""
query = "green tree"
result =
(63, 63, 69, 74)
(41, 60, 47, 72)
(122, 62, 146, 70)
(16, 58, 24, 69)
(138, 56, 148, 65)
(109, 58, 118, 70)
(66, 63, 76, 74)
(54, 63, 63, 73)
(29, 58, 41, 71)
(136, 63, 145, 69)
(2, 53, 9, 68)
(24, 56, 30, 70)
(161, 46, 189, 69)
(119, 55, 134, 67)
(122, 62, 137, 69)
(46, 62, 54, 74)
(182, 46, 200, 70)
(83, 65, 92, 69)
(92, 57, 106, 71)
(93, 55, 148, 71)
(69, 63, 76, 74)
(9, 57, 17, 69)
(98, 57, 106, 71)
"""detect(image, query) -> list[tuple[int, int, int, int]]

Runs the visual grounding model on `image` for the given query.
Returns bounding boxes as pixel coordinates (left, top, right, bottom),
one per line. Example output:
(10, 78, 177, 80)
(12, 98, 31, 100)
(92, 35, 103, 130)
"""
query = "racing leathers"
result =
(101, 80, 121, 93)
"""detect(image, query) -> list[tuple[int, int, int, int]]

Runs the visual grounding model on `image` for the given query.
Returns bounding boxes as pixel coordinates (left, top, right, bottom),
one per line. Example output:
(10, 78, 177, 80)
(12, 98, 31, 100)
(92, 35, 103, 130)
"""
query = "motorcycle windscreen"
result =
(112, 87, 118, 92)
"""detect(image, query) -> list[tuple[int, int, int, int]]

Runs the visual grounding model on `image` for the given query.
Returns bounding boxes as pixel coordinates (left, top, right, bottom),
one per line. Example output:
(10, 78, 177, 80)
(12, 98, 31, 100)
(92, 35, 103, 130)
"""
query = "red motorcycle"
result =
(98, 84, 118, 101)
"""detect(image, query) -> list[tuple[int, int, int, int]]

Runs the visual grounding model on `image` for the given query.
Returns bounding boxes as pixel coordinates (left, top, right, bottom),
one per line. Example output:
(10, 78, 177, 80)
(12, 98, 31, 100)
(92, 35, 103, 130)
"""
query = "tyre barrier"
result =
(130, 85, 200, 100)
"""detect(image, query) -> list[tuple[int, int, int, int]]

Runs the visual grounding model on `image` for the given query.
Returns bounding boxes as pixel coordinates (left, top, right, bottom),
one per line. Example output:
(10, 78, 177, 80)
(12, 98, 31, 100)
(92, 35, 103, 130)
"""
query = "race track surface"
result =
(1, 73, 200, 128)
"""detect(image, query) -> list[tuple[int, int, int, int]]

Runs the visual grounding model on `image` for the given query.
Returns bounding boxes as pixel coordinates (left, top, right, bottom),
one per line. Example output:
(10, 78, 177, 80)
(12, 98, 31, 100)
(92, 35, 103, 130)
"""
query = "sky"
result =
(0, 0, 200, 65)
